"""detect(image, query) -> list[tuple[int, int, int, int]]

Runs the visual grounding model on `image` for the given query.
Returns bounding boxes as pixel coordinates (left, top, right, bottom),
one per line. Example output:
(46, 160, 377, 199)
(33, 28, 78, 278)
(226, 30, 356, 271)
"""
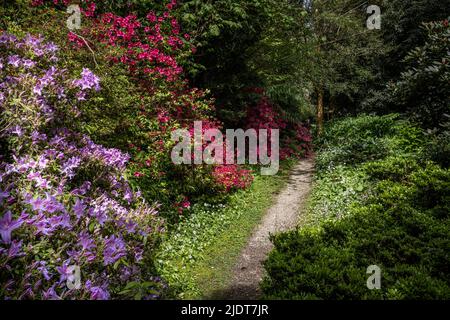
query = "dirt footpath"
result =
(221, 158, 315, 299)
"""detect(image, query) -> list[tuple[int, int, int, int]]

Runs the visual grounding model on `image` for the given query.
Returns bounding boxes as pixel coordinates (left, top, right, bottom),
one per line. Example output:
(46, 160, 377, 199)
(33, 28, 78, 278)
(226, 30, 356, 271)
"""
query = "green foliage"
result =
(388, 20, 449, 128)
(304, 165, 370, 226)
(380, 0, 450, 80)
(363, 1, 449, 121)
(426, 119, 450, 168)
(315, 114, 424, 170)
(155, 164, 293, 298)
(176, 0, 272, 124)
(266, 85, 315, 123)
(262, 115, 450, 300)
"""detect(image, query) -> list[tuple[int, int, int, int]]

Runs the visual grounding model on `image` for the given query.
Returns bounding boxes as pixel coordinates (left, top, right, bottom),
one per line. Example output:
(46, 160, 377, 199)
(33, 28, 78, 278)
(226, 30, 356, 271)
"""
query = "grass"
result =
(156, 159, 296, 299)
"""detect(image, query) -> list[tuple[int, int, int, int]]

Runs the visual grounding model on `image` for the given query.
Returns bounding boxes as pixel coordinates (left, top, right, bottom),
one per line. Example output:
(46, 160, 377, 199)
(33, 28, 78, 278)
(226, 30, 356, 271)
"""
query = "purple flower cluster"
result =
(73, 68, 101, 91)
(0, 211, 23, 244)
(0, 32, 98, 129)
(0, 32, 164, 300)
(80, 136, 130, 170)
(0, 32, 58, 63)
(103, 235, 127, 266)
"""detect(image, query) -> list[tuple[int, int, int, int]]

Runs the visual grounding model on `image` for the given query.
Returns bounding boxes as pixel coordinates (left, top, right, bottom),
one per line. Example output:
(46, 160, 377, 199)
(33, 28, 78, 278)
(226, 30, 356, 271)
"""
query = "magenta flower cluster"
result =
(0, 32, 164, 300)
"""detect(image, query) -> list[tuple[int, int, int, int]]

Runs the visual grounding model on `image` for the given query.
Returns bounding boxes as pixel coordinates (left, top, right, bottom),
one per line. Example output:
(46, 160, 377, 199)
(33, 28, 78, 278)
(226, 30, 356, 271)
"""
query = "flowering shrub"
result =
(37, 0, 189, 85)
(27, 0, 263, 218)
(0, 32, 164, 300)
(91, 6, 187, 83)
(212, 165, 254, 192)
(246, 89, 312, 160)
(47, 1, 230, 206)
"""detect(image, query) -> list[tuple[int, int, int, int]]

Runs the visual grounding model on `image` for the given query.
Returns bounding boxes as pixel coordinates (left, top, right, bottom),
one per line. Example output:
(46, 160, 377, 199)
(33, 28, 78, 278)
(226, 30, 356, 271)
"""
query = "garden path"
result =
(219, 158, 315, 299)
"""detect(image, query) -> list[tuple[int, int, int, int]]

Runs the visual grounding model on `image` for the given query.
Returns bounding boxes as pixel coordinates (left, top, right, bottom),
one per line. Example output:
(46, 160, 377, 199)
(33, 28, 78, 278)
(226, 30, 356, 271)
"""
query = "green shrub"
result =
(315, 114, 424, 171)
(362, 155, 422, 182)
(262, 115, 450, 300)
(426, 121, 450, 168)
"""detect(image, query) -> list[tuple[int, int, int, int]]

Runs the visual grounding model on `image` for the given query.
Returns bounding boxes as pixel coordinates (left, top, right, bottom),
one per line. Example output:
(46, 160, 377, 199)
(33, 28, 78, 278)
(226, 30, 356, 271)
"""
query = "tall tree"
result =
(248, 0, 384, 134)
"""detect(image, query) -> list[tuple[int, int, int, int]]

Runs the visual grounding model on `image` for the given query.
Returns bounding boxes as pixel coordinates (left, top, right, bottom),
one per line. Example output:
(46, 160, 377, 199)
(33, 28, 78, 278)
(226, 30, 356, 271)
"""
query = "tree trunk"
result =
(317, 87, 324, 136)
(328, 96, 336, 121)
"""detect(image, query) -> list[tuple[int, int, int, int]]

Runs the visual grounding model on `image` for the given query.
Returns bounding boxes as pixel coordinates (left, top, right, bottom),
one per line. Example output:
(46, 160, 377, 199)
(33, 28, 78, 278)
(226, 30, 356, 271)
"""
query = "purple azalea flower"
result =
(71, 181, 91, 196)
(37, 156, 49, 169)
(27, 171, 41, 180)
(85, 281, 110, 300)
(59, 213, 72, 229)
(7, 55, 21, 68)
(78, 232, 96, 262)
(22, 59, 35, 69)
(91, 200, 109, 225)
(56, 259, 72, 283)
(90, 286, 110, 300)
(34, 176, 51, 189)
(0, 33, 17, 44)
(34, 48, 44, 57)
(31, 131, 47, 144)
(124, 220, 137, 234)
(23, 34, 42, 48)
(19, 211, 29, 221)
(119, 266, 133, 282)
(123, 188, 133, 203)
(45, 42, 59, 54)
(134, 246, 143, 262)
(43, 193, 65, 213)
(37, 261, 51, 281)
(33, 84, 43, 96)
(10, 125, 23, 137)
(73, 198, 86, 219)
(0, 34, 8, 44)
(48, 215, 63, 228)
(73, 68, 101, 91)
(56, 86, 66, 99)
(42, 285, 60, 300)
(0, 211, 23, 244)
(103, 235, 126, 266)
(82, 140, 130, 169)
(7, 240, 24, 259)
(49, 135, 66, 148)
(75, 91, 86, 101)
(0, 190, 9, 204)
(32, 214, 56, 236)
(61, 156, 81, 179)
(67, 249, 81, 261)
(26, 196, 45, 212)
(40, 66, 57, 86)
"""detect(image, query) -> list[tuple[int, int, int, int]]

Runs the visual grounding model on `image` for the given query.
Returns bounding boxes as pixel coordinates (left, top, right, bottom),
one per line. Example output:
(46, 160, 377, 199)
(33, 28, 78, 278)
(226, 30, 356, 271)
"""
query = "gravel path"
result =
(218, 158, 315, 299)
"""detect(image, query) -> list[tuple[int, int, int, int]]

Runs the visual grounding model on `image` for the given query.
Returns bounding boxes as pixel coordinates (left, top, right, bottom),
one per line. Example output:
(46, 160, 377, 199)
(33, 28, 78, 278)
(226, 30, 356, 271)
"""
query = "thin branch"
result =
(71, 32, 99, 68)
